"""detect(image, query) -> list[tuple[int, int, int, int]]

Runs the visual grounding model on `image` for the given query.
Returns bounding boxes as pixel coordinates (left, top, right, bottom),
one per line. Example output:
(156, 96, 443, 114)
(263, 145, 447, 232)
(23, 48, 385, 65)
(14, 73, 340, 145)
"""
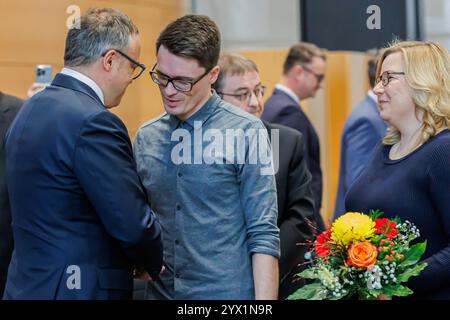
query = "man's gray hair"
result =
(64, 8, 139, 67)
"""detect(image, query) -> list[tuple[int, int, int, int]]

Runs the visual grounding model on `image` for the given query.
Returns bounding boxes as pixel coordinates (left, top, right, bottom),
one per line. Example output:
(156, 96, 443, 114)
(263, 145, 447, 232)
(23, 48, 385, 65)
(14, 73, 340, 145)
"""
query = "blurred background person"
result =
(262, 42, 326, 231)
(26, 83, 47, 99)
(215, 53, 316, 299)
(333, 49, 388, 219)
(345, 41, 450, 299)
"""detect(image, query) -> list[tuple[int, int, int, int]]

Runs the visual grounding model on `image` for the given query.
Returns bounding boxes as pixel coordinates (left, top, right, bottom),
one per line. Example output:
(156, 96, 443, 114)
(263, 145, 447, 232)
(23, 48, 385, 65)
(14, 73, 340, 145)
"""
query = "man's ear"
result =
(101, 49, 117, 72)
(209, 65, 221, 84)
(292, 64, 303, 77)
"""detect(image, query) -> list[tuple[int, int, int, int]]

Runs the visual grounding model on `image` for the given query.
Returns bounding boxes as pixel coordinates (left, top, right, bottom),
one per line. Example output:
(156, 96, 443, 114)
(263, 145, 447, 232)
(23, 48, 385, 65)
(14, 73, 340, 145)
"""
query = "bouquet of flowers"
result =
(288, 210, 427, 300)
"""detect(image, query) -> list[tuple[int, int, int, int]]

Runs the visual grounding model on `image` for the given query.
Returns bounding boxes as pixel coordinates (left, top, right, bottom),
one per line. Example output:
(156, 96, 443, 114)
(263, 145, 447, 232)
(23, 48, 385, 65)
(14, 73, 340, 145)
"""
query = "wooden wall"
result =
(0, 0, 186, 138)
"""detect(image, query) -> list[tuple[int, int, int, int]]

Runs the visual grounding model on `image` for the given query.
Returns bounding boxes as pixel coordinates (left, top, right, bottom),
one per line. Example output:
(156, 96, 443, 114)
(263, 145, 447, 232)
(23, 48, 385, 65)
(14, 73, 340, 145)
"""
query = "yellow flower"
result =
(331, 212, 376, 246)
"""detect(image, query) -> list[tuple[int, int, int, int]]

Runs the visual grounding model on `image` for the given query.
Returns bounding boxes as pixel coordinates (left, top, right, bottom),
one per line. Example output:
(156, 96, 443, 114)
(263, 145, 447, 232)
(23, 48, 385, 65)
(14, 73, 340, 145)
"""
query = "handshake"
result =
(134, 264, 165, 280)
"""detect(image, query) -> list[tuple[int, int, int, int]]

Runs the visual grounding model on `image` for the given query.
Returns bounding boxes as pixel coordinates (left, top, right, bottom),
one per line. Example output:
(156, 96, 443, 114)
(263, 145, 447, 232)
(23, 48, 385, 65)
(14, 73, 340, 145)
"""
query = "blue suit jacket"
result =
(333, 95, 387, 219)
(4, 74, 163, 300)
(262, 88, 325, 231)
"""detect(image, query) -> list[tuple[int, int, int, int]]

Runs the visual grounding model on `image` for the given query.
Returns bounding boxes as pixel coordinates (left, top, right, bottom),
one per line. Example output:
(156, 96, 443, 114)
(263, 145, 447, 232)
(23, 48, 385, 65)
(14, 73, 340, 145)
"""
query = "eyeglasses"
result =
(377, 71, 405, 86)
(218, 86, 266, 104)
(301, 65, 325, 83)
(102, 49, 146, 80)
(149, 63, 211, 93)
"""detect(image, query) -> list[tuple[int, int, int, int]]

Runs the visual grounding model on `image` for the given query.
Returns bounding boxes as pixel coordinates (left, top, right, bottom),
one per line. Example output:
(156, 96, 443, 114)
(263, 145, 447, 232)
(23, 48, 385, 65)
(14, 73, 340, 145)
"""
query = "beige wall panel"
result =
(238, 49, 288, 99)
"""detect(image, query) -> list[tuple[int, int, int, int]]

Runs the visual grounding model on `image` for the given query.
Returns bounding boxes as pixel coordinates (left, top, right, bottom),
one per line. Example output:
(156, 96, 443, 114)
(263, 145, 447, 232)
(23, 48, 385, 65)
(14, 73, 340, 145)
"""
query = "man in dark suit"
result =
(262, 42, 326, 231)
(334, 49, 387, 219)
(3, 8, 163, 300)
(215, 53, 315, 299)
(0, 92, 23, 296)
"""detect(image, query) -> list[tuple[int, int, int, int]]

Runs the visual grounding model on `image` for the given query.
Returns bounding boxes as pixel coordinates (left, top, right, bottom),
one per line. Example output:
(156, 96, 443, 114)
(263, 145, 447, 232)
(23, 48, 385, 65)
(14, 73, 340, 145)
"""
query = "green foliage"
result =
(399, 241, 427, 267)
(295, 268, 319, 280)
(369, 209, 384, 220)
(287, 281, 328, 300)
(383, 285, 413, 297)
(397, 263, 428, 283)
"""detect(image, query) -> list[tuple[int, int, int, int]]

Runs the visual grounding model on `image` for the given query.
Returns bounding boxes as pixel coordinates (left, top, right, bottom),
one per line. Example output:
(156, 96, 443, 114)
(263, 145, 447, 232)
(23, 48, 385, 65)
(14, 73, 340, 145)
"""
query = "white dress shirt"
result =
(60, 67, 105, 104)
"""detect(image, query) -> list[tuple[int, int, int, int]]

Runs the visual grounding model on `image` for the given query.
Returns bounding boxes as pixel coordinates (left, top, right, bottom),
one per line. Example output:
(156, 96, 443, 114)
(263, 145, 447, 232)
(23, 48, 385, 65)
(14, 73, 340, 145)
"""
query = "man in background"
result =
(214, 53, 315, 299)
(333, 49, 387, 219)
(262, 42, 327, 231)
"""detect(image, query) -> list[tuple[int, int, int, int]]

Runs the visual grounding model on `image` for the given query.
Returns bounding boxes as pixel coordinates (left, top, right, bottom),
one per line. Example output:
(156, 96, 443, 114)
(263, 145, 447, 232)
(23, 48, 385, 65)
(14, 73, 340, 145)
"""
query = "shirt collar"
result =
(275, 83, 300, 104)
(60, 68, 105, 104)
(168, 90, 220, 131)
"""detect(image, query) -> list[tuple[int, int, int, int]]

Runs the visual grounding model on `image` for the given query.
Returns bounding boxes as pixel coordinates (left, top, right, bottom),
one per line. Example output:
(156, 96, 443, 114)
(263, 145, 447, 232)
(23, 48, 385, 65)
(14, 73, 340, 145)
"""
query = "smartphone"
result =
(35, 64, 53, 84)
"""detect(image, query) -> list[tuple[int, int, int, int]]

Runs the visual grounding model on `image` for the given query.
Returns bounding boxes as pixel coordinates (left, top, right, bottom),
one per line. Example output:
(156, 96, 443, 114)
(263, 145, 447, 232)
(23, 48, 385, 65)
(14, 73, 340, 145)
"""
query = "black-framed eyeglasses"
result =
(149, 63, 212, 93)
(217, 86, 266, 104)
(102, 49, 146, 80)
(377, 71, 405, 87)
(301, 65, 325, 83)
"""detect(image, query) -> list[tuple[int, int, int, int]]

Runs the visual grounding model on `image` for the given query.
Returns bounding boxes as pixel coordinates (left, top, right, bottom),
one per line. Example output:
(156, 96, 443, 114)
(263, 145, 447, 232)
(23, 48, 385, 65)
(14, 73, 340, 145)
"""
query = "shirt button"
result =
(175, 273, 180, 278)
(176, 204, 181, 211)
(178, 172, 182, 177)
(175, 239, 179, 245)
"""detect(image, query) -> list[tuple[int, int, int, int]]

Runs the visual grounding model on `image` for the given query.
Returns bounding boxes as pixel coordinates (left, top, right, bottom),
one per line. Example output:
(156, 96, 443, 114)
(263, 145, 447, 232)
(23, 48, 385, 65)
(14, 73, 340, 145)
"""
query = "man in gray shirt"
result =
(134, 14, 280, 299)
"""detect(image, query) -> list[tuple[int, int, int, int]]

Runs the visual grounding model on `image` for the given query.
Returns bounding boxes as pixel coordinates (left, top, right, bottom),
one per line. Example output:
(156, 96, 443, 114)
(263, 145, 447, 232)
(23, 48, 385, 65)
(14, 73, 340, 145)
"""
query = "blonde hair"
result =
(376, 41, 450, 145)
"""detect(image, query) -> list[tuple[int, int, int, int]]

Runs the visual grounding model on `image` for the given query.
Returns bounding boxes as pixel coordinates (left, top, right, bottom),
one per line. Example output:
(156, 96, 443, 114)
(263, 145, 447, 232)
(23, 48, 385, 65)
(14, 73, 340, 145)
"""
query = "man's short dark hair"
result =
(283, 42, 326, 75)
(214, 53, 259, 92)
(156, 14, 221, 71)
(64, 8, 139, 67)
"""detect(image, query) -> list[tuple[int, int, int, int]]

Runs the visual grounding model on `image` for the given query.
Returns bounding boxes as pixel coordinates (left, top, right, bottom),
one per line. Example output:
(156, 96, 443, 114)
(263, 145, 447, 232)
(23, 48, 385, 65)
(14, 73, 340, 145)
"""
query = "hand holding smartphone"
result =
(28, 64, 53, 98)
(35, 64, 53, 84)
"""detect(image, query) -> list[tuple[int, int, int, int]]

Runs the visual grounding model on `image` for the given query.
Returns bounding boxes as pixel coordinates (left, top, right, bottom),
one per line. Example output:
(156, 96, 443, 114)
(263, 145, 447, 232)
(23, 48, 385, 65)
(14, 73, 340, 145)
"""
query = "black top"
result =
(346, 129, 450, 299)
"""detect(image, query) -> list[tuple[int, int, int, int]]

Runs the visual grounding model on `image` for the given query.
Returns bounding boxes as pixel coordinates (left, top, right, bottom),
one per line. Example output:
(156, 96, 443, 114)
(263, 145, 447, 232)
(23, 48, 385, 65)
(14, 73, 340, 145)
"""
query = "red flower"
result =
(375, 218, 398, 239)
(314, 226, 332, 257)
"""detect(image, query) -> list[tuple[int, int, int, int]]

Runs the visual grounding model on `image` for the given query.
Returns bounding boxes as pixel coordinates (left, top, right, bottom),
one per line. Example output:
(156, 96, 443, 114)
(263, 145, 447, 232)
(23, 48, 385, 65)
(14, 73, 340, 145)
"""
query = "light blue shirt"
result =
(134, 92, 280, 299)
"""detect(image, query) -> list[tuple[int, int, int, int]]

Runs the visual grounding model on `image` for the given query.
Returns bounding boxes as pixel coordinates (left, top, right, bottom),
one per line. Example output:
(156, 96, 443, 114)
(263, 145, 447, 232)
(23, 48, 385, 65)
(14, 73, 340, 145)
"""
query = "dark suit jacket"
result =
(262, 88, 325, 231)
(3, 74, 163, 300)
(333, 95, 387, 219)
(263, 121, 315, 299)
(0, 92, 23, 296)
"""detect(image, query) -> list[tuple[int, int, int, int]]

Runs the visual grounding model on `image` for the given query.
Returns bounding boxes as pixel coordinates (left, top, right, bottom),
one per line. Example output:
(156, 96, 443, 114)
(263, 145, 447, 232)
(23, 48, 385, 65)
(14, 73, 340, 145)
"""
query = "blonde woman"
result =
(345, 41, 450, 299)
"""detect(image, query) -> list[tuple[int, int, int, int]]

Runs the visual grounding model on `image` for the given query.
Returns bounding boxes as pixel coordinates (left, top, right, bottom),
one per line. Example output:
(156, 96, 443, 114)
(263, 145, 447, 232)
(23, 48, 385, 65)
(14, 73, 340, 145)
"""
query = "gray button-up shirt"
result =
(134, 92, 279, 299)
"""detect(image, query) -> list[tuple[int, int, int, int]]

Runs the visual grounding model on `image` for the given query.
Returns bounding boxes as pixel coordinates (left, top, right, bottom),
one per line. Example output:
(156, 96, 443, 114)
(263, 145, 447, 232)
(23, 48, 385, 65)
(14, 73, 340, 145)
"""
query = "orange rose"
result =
(347, 241, 378, 268)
